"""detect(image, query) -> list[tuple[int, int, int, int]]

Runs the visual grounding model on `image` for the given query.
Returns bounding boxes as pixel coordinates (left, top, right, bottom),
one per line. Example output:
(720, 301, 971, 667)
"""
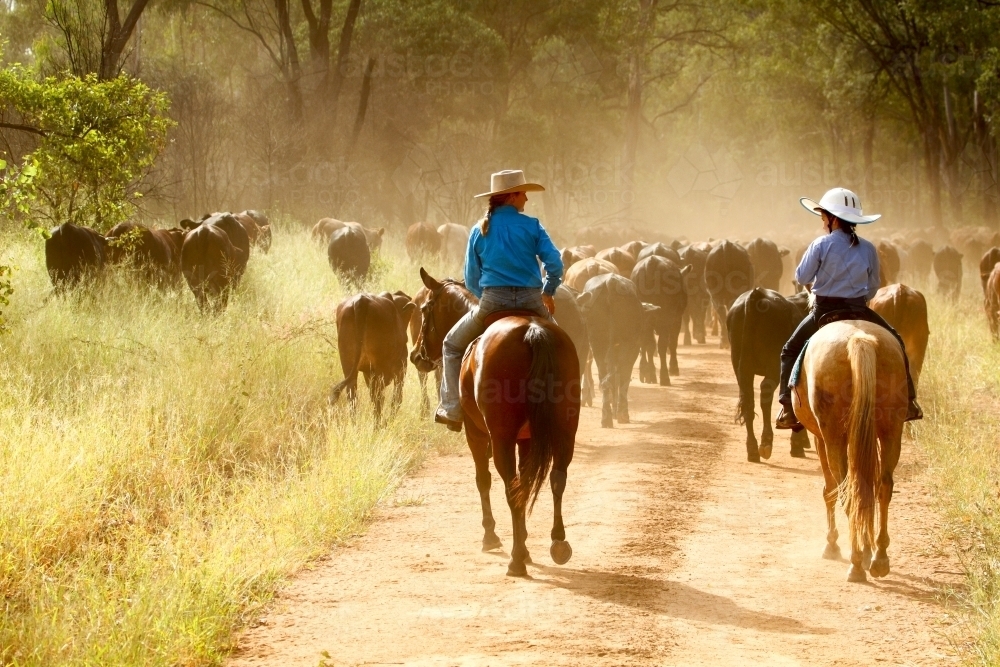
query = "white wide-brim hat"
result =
(800, 187, 881, 224)
(475, 169, 545, 199)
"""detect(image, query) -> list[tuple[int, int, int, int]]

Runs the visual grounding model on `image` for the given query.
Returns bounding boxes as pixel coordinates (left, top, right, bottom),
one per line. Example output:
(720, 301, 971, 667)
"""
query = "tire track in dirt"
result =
(229, 346, 961, 666)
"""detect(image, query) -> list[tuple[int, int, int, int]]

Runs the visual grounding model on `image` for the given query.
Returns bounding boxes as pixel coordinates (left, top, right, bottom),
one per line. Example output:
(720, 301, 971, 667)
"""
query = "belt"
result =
(815, 295, 867, 309)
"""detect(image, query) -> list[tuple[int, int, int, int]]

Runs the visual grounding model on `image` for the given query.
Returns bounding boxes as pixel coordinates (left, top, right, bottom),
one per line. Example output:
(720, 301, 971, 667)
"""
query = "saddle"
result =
(481, 308, 544, 328)
(790, 306, 894, 389)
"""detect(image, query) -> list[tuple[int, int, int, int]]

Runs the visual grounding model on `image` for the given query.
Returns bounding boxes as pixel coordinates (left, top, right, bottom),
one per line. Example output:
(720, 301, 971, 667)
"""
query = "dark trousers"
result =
(778, 296, 916, 407)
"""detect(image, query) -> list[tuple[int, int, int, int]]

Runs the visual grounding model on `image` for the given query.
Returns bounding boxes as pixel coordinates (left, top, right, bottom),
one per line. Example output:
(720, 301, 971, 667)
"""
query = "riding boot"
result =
(775, 400, 804, 432)
(901, 351, 923, 422)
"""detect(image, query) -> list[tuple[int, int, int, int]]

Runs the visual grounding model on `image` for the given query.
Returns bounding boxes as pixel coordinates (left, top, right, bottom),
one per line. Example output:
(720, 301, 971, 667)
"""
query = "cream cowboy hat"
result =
(474, 169, 545, 199)
(799, 187, 881, 224)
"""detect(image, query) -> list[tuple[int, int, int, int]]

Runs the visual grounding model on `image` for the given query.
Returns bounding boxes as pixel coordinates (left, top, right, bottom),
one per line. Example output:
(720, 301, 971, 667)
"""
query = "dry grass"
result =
(911, 277, 1000, 664)
(0, 220, 464, 665)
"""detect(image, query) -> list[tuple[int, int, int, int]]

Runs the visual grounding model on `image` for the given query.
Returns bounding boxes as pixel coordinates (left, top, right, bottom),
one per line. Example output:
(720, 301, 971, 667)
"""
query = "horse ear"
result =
(420, 267, 442, 291)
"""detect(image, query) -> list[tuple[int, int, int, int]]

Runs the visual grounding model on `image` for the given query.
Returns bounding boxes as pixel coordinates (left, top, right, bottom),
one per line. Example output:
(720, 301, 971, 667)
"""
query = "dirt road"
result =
(230, 345, 961, 666)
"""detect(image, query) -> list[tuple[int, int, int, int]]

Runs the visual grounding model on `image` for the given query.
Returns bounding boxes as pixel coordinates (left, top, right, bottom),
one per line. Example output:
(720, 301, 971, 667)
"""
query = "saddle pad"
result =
(482, 309, 542, 328)
(789, 340, 810, 390)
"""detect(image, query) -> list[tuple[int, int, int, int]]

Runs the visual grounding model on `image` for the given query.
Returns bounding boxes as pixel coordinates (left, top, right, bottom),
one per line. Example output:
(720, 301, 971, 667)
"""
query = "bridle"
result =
(414, 279, 466, 369)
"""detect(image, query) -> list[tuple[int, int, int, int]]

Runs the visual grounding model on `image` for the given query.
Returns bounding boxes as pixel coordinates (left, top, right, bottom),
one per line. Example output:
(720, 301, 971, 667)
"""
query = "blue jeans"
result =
(437, 287, 552, 421)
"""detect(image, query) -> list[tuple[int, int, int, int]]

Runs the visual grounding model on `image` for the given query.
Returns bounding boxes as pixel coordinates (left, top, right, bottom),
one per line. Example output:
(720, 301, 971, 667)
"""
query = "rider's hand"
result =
(542, 293, 556, 315)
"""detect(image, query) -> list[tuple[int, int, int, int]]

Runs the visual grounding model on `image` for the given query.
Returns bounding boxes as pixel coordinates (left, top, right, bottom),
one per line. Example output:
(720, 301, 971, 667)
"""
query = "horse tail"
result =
(734, 288, 757, 425)
(842, 331, 880, 555)
(513, 323, 558, 513)
(331, 296, 369, 403)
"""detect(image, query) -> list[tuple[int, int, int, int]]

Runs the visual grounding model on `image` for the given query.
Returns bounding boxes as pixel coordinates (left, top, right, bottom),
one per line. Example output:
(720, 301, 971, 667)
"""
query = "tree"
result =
(44, 0, 154, 79)
(0, 66, 173, 230)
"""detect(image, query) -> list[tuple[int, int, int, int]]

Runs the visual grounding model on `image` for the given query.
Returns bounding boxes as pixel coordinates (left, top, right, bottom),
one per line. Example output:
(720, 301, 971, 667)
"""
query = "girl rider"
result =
(435, 170, 563, 432)
(775, 187, 923, 431)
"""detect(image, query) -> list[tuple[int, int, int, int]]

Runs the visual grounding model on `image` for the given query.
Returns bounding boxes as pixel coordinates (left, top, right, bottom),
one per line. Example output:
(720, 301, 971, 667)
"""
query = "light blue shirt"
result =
(795, 230, 880, 301)
(464, 205, 563, 298)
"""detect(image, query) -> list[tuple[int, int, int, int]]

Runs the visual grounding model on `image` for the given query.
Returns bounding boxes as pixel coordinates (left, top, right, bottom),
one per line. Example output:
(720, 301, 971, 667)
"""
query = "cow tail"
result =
(842, 331, 880, 558)
(512, 323, 557, 514)
(734, 288, 756, 425)
(331, 297, 370, 403)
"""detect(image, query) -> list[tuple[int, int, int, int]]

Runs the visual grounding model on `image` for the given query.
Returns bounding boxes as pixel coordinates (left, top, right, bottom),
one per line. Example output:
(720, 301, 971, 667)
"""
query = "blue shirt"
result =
(464, 205, 563, 298)
(795, 230, 881, 301)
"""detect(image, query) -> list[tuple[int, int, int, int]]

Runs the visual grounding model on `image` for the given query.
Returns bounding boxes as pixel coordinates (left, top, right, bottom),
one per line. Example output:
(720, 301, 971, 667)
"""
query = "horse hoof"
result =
(869, 557, 890, 578)
(790, 447, 806, 459)
(757, 443, 772, 460)
(822, 543, 841, 560)
(550, 540, 573, 565)
(847, 565, 867, 583)
(506, 560, 528, 577)
(482, 535, 503, 552)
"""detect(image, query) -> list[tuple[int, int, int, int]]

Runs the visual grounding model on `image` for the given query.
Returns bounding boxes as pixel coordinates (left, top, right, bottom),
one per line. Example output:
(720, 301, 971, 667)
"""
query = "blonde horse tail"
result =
(843, 331, 880, 555)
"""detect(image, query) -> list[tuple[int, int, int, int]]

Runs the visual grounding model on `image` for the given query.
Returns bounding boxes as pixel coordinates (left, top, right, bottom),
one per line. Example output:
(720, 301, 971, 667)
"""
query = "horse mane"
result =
(440, 278, 478, 309)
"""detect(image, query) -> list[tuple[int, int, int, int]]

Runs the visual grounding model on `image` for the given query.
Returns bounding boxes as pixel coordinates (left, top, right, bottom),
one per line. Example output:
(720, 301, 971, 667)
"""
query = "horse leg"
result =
(493, 438, 528, 577)
(466, 420, 502, 551)
(790, 429, 809, 458)
(814, 432, 841, 561)
(758, 376, 775, 460)
(549, 466, 573, 565)
(871, 426, 902, 578)
(516, 441, 533, 564)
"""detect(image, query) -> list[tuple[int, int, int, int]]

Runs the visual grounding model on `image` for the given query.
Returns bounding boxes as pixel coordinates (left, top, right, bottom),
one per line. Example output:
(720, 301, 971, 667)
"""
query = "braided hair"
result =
(840, 221, 860, 247)
(479, 193, 518, 236)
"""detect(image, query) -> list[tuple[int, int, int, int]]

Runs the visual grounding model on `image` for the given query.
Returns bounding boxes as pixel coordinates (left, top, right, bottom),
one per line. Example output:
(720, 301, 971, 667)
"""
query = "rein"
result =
(415, 279, 468, 368)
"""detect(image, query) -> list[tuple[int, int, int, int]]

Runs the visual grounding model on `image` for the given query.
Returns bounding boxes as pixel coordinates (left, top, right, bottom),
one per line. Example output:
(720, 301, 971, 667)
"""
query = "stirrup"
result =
(775, 405, 804, 432)
(434, 412, 463, 432)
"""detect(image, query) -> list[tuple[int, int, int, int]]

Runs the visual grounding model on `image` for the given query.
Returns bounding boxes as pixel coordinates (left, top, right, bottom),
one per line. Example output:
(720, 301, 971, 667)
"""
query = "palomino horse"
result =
(792, 320, 906, 583)
(413, 268, 581, 577)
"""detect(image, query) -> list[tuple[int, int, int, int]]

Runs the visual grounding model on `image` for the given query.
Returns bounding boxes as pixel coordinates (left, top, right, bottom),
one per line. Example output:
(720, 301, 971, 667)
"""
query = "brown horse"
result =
(414, 268, 581, 577)
(792, 320, 905, 583)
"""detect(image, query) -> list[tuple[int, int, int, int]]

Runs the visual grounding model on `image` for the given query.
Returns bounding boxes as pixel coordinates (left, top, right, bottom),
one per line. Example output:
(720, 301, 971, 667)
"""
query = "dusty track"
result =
(230, 345, 961, 666)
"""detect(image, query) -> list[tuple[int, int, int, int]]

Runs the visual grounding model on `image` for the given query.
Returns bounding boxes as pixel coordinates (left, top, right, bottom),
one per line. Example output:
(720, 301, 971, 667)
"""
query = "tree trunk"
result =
(922, 126, 944, 229)
(301, 0, 333, 92)
(620, 0, 652, 219)
(275, 0, 304, 119)
(348, 57, 376, 154)
(329, 0, 363, 117)
(98, 0, 152, 79)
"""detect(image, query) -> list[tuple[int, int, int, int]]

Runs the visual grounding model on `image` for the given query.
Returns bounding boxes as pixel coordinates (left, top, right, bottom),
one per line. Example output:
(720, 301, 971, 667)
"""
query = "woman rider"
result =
(434, 169, 563, 431)
(775, 187, 923, 431)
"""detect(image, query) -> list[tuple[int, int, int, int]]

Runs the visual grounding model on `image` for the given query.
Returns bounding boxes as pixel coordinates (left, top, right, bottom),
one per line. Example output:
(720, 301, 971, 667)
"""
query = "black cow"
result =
(980, 247, 1000, 294)
(578, 273, 656, 428)
(106, 222, 185, 285)
(181, 213, 250, 281)
(727, 288, 811, 462)
(631, 256, 691, 385)
(705, 240, 755, 349)
(746, 238, 786, 292)
(180, 224, 246, 311)
(905, 239, 934, 283)
(933, 245, 963, 301)
(678, 245, 709, 345)
(554, 285, 592, 406)
(45, 223, 108, 289)
(637, 242, 681, 265)
(242, 209, 272, 252)
(328, 224, 371, 282)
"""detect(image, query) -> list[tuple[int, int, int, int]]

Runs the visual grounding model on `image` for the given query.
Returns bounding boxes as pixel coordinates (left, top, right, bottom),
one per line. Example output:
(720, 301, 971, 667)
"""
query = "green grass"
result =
(911, 278, 1000, 664)
(0, 221, 462, 665)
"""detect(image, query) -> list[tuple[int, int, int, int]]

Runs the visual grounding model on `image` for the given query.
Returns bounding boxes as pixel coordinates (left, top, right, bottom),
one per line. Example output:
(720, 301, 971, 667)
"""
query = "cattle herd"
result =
(39, 214, 1000, 450)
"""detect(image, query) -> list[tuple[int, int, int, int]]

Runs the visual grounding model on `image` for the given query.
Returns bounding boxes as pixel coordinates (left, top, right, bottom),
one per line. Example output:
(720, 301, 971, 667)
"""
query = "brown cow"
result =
(180, 223, 245, 311)
(620, 240, 646, 259)
(564, 257, 619, 291)
(406, 222, 443, 260)
(986, 264, 1000, 339)
(312, 218, 385, 250)
(438, 223, 469, 267)
(560, 245, 596, 270)
(877, 240, 901, 287)
(330, 291, 416, 420)
(980, 247, 1000, 294)
(869, 284, 929, 387)
(106, 222, 185, 283)
(595, 246, 636, 276)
